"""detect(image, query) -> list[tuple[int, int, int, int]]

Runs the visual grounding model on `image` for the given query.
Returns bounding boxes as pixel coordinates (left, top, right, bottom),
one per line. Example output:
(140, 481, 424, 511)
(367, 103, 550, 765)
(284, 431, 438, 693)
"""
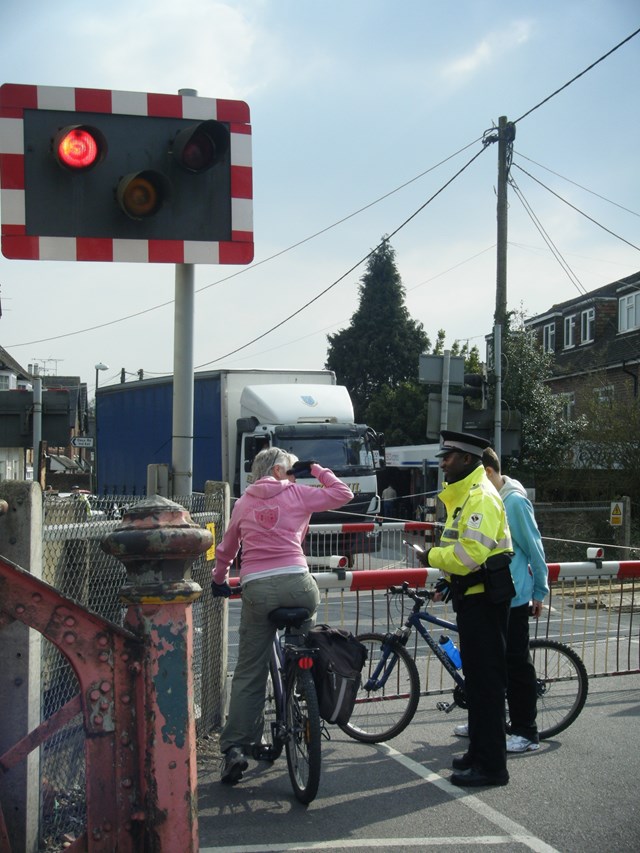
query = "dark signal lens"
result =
(54, 126, 105, 170)
(116, 171, 168, 219)
(172, 120, 229, 173)
(181, 130, 215, 171)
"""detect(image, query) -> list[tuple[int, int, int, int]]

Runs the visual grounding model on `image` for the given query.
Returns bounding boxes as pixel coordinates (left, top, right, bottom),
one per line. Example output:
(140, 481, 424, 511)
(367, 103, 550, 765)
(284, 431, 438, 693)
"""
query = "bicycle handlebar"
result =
(388, 581, 434, 602)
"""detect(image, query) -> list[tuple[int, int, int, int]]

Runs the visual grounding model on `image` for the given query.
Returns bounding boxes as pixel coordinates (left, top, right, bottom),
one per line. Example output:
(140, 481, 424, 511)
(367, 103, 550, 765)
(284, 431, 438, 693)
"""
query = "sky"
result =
(1, 0, 639, 398)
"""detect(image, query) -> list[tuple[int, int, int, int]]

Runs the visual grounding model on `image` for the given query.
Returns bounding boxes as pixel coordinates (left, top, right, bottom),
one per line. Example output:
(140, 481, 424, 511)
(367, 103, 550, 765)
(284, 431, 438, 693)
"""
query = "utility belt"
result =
(449, 552, 515, 607)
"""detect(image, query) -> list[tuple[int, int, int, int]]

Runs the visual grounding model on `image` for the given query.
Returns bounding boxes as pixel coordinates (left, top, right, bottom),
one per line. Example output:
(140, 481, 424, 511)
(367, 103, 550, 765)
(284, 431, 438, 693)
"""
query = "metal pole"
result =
(171, 87, 198, 500)
(437, 350, 451, 492)
(32, 375, 42, 482)
(493, 325, 502, 458)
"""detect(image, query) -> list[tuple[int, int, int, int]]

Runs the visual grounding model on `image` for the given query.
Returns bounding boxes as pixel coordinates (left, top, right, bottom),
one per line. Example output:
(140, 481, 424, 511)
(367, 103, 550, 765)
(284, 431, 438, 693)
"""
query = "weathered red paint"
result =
(102, 496, 212, 852)
(0, 556, 144, 852)
(0, 494, 211, 853)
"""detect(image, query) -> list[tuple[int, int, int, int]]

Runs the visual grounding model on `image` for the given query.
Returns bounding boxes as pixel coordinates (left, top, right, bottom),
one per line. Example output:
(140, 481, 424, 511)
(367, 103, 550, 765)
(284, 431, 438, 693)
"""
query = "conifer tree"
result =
(325, 240, 429, 421)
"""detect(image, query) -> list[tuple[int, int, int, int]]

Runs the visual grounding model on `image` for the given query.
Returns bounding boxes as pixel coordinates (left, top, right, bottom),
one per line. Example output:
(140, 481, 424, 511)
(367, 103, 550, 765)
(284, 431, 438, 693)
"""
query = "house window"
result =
(557, 391, 575, 421)
(581, 308, 595, 343)
(543, 323, 555, 353)
(563, 315, 576, 349)
(0, 375, 10, 390)
(619, 292, 640, 333)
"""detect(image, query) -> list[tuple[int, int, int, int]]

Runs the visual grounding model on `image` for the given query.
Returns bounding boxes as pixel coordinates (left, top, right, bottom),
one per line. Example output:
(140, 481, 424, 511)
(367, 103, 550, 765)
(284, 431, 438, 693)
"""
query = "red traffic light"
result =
(54, 125, 105, 170)
(116, 171, 169, 219)
(171, 120, 229, 173)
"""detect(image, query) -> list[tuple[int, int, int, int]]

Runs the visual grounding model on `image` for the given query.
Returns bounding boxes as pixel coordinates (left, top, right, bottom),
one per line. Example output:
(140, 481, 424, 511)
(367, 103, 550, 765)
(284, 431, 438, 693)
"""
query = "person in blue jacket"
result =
(479, 447, 549, 752)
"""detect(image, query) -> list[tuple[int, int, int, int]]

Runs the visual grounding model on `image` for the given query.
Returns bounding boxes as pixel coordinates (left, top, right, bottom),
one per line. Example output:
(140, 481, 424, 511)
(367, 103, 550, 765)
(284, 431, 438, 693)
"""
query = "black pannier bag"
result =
(306, 625, 368, 725)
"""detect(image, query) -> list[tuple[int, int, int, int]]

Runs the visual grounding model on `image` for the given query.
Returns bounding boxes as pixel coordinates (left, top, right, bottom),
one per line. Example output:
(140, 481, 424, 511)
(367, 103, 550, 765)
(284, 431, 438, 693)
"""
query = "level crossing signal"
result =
(0, 84, 253, 264)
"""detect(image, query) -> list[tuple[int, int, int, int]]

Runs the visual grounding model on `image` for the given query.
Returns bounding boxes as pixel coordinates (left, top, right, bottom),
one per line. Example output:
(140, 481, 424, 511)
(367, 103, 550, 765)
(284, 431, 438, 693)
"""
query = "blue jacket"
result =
(499, 476, 549, 607)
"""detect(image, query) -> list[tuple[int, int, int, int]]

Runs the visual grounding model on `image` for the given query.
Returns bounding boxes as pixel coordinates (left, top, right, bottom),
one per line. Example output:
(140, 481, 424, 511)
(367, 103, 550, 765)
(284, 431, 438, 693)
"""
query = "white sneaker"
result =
(506, 734, 540, 753)
(453, 723, 469, 737)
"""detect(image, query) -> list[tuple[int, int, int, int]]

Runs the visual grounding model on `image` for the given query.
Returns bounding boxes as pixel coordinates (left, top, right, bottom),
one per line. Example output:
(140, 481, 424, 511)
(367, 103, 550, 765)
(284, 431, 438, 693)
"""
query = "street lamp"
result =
(93, 363, 109, 493)
(95, 361, 109, 395)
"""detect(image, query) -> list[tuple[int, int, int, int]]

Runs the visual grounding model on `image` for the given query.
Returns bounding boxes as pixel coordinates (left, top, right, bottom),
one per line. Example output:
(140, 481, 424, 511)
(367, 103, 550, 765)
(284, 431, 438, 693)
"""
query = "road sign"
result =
(610, 501, 623, 526)
(0, 83, 253, 264)
(71, 436, 94, 448)
(419, 354, 465, 386)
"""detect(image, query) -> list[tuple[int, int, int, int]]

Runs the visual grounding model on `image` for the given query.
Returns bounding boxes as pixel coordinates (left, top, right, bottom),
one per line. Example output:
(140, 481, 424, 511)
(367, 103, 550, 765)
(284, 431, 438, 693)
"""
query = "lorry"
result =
(96, 369, 384, 547)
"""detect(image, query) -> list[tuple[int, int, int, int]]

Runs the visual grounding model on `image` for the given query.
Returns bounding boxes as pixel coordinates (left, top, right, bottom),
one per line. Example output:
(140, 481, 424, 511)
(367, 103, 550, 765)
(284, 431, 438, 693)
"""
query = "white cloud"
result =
(440, 19, 535, 85)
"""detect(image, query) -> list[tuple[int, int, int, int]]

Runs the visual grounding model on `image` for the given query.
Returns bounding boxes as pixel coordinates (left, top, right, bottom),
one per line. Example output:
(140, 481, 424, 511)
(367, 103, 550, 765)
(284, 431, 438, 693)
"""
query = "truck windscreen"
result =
(276, 435, 374, 474)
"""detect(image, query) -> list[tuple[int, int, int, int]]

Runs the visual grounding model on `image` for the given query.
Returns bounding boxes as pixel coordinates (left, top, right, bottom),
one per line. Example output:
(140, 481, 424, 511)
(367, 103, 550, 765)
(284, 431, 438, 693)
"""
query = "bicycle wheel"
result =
(285, 668, 322, 804)
(526, 639, 589, 739)
(340, 633, 420, 743)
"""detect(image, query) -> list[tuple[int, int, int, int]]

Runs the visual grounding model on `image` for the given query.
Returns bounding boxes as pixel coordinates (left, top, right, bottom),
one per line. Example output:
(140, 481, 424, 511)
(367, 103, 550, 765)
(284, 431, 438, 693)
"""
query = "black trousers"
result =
(456, 592, 510, 775)
(506, 603, 539, 742)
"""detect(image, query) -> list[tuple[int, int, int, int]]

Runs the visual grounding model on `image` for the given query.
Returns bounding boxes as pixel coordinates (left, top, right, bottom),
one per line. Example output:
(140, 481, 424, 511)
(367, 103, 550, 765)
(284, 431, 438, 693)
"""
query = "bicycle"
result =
(340, 582, 589, 744)
(250, 604, 323, 804)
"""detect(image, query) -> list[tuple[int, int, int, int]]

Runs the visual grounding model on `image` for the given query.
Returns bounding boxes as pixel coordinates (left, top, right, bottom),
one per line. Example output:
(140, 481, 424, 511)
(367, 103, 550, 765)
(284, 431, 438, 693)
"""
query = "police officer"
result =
(421, 430, 513, 786)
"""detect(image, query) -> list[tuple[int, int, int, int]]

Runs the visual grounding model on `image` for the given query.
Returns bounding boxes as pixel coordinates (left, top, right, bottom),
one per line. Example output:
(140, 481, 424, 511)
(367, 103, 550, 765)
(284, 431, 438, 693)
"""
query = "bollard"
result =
(102, 495, 212, 853)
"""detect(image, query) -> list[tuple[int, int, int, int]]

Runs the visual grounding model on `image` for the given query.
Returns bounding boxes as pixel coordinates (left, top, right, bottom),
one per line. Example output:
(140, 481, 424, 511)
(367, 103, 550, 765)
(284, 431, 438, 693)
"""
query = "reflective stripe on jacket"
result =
(429, 465, 512, 596)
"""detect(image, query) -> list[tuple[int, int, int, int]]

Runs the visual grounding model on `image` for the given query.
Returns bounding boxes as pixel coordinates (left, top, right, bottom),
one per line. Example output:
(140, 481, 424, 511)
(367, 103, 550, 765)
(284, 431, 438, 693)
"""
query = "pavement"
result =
(196, 672, 640, 853)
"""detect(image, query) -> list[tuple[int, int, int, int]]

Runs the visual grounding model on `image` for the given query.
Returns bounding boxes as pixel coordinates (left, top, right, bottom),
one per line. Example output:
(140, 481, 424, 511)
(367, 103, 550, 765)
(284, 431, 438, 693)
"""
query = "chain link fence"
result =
(40, 489, 226, 851)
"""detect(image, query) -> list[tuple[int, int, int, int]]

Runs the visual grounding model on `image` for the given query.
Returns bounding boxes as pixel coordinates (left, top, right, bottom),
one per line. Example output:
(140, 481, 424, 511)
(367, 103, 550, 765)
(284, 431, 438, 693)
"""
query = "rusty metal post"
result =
(0, 482, 42, 853)
(102, 496, 212, 852)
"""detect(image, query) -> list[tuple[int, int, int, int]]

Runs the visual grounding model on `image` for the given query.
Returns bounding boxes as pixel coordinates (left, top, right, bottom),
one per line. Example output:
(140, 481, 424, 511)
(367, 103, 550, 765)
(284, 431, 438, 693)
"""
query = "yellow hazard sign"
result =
(610, 502, 623, 526)
(206, 522, 216, 561)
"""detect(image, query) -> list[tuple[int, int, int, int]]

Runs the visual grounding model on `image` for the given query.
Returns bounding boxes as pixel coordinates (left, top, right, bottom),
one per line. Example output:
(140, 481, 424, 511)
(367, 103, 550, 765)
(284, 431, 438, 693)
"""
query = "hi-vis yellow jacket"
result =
(429, 465, 512, 596)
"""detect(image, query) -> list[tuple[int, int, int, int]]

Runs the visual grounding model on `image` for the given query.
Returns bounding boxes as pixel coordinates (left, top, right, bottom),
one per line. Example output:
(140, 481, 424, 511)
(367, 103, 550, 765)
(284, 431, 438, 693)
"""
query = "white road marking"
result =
(201, 740, 560, 853)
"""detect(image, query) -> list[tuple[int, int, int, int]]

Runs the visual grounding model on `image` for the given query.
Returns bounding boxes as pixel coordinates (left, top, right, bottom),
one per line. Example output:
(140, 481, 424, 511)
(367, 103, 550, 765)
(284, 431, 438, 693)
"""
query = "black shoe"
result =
(220, 747, 249, 785)
(450, 767, 509, 787)
(452, 753, 474, 771)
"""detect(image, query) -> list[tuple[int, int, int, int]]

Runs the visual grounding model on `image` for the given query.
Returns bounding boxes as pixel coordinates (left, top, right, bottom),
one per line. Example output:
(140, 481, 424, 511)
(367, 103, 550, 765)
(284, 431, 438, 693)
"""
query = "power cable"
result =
(514, 152, 640, 218)
(513, 26, 640, 124)
(196, 145, 490, 367)
(509, 176, 588, 296)
(512, 162, 640, 253)
(7, 137, 483, 351)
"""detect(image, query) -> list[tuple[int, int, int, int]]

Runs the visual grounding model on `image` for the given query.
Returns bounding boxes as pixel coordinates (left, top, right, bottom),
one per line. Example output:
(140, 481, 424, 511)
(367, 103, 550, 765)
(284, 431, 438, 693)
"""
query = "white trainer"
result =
(506, 734, 540, 753)
(453, 723, 469, 737)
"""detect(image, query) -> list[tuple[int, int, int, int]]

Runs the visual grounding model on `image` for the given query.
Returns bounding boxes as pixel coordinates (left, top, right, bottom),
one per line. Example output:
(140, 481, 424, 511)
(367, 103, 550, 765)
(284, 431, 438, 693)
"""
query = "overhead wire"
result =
(512, 162, 640, 253)
(508, 175, 588, 296)
(514, 152, 640, 219)
(513, 26, 640, 124)
(7, 136, 484, 351)
(196, 144, 491, 367)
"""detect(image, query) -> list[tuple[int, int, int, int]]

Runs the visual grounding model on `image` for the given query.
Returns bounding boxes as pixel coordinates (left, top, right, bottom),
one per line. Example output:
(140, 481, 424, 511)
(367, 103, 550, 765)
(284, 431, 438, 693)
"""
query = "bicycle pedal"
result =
(436, 701, 452, 712)
(251, 743, 276, 762)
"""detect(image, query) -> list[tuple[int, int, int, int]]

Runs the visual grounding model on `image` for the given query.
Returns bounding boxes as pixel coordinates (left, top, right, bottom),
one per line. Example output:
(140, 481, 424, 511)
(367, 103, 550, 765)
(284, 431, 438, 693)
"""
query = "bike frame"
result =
(263, 628, 315, 757)
(366, 593, 463, 693)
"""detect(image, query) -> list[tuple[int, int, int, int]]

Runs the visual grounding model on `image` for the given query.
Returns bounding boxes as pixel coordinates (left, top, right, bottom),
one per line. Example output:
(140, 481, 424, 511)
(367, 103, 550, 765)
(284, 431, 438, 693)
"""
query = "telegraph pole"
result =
(493, 116, 515, 458)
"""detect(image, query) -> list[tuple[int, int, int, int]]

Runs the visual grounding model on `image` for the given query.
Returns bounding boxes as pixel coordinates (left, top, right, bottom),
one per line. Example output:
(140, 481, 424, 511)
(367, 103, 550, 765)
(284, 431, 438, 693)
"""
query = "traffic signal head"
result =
(171, 120, 229, 173)
(54, 125, 106, 171)
(117, 171, 169, 219)
(0, 84, 253, 264)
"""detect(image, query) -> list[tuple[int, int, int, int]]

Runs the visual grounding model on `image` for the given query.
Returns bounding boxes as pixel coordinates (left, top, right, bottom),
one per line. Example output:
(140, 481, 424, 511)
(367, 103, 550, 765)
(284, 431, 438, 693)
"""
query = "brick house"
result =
(524, 271, 640, 419)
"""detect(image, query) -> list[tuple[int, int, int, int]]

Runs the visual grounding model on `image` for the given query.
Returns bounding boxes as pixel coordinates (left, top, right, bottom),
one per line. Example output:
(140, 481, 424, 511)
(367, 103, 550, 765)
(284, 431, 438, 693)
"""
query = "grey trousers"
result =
(219, 571, 320, 754)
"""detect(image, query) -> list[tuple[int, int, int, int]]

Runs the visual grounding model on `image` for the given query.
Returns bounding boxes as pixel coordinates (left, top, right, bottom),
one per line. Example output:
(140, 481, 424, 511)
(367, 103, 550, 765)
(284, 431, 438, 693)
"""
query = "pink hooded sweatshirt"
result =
(212, 463, 354, 584)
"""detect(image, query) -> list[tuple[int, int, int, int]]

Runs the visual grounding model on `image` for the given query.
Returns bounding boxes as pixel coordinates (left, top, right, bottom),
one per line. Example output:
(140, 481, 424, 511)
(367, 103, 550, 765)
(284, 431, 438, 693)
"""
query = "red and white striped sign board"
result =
(0, 83, 253, 264)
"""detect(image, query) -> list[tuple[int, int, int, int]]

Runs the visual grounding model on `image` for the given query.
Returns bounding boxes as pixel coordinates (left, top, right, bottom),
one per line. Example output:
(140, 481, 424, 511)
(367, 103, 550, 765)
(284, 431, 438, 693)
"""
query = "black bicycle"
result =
(341, 582, 589, 744)
(251, 606, 322, 804)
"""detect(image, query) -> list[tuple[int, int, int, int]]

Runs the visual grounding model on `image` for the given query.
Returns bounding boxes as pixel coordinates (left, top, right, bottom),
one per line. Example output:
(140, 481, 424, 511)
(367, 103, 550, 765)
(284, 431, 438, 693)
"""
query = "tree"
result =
(500, 310, 584, 473)
(325, 240, 429, 421)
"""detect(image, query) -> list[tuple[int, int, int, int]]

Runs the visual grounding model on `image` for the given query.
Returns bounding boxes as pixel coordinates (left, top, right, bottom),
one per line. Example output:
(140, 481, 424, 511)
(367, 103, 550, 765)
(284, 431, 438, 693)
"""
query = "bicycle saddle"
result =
(268, 607, 311, 629)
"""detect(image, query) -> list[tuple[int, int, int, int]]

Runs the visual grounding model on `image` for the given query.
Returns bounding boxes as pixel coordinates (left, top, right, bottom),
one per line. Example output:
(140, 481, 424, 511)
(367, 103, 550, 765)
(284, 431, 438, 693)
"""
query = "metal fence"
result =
(35, 497, 639, 850)
(40, 491, 225, 851)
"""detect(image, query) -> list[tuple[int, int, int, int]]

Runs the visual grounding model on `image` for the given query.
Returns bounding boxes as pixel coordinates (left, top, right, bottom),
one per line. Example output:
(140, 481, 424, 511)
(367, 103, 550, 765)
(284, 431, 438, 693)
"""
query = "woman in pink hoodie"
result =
(211, 446, 353, 784)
